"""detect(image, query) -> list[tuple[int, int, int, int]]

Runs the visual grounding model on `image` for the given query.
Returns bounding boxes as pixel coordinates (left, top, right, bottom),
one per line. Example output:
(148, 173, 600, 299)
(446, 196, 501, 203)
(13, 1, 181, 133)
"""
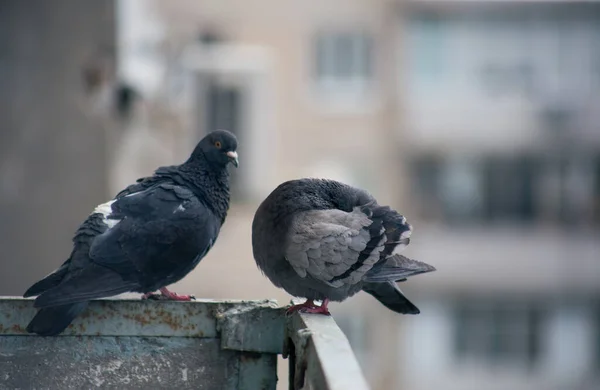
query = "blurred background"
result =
(1, 0, 599, 389)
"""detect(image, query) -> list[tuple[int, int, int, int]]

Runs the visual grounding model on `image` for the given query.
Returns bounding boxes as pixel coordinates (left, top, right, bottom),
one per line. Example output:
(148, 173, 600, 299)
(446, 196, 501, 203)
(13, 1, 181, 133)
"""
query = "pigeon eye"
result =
(214, 141, 222, 149)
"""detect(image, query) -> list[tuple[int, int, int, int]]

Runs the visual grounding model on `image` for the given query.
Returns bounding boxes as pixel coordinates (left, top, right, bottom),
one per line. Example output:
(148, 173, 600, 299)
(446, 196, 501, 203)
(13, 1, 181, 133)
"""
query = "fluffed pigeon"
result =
(23, 130, 239, 336)
(252, 178, 435, 315)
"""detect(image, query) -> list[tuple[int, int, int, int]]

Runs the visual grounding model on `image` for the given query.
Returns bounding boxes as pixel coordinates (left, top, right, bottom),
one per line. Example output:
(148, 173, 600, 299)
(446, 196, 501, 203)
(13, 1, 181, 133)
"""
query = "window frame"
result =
(453, 299, 543, 369)
(311, 29, 377, 107)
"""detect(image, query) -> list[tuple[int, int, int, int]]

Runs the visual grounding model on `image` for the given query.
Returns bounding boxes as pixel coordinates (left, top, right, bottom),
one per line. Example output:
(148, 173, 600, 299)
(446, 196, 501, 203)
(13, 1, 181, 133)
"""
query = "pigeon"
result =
(23, 130, 239, 336)
(252, 178, 435, 315)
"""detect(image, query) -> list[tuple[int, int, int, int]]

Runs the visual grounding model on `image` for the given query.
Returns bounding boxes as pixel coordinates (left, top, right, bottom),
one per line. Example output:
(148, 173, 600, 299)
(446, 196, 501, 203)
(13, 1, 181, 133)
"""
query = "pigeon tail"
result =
(33, 265, 139, 308)
(23, 265, 69, 297)
(26, 302, 89, 336)
(363, 254, 436, 283)
(362, 281, 421, 315)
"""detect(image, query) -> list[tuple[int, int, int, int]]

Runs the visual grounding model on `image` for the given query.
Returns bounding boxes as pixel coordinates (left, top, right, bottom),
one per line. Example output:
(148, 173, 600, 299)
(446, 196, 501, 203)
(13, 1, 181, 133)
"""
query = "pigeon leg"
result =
(159, 287, 195, 301)
(286, 299, 331, 315)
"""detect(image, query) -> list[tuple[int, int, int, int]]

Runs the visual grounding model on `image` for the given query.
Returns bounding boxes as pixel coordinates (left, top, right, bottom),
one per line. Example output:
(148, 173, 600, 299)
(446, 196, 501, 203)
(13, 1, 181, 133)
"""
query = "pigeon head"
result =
(195, 130, 239, 168)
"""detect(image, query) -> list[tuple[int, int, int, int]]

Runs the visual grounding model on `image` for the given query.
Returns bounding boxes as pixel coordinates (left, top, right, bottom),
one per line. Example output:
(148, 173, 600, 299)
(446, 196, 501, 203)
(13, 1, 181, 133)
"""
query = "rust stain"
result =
(122, 313, 152, 326)
(0, 301, 206, 337)
(10, 324, 25, 333)
(159, 310, 180, 331)
(134, 313, 151, 326)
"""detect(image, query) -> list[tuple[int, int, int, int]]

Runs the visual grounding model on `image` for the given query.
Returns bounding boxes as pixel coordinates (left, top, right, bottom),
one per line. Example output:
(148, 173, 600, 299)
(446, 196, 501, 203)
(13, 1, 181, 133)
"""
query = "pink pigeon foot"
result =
(141, 287, 195, 301)
(159, 287, 195, 301)
(286, 299, 331, 316)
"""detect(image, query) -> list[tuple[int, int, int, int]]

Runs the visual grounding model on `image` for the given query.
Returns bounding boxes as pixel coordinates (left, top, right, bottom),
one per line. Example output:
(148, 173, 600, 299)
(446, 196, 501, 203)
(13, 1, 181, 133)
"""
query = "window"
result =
(482, 156, 536, 222)
(408, 10, 600, 98)
(480, 62, 535, 97)
(204, 78, 247, 202)
(314, 31, 373, 96)
(407, 15, 447, 88)
(410, 155, 443, 221)
(440, 158, 484, 221)
(409, 155, 538, 224)
(453, 300, 543, 368)
(476, 15, 537, 98)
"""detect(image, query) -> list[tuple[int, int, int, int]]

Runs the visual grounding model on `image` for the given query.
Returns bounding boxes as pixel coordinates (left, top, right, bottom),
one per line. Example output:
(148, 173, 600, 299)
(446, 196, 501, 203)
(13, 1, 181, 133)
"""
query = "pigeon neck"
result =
(179, 154, 231, 223)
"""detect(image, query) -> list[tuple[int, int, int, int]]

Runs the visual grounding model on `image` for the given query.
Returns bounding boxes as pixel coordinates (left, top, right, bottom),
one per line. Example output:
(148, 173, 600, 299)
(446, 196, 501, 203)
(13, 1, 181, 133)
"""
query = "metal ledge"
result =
(0, 296, 281, 339)
(0, 297, 370, 389)
(285, 308, 370, 390)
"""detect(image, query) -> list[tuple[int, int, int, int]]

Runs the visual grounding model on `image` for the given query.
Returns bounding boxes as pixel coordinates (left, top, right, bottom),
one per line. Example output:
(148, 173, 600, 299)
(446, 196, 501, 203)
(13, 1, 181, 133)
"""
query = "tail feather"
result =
(364, 254, 436, 283)
(362, 281, 420, 314)
(26, 302, 89, 336)
(33, 266, 139, 308)
(23, 265, 69, 297)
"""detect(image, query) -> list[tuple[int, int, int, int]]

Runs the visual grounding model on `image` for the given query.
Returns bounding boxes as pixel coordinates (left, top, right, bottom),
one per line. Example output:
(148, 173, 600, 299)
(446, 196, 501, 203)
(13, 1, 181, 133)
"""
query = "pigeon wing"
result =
(284, 208, 386, 288)
(35, 184, 217, 307)
(90, 183, 217, 280)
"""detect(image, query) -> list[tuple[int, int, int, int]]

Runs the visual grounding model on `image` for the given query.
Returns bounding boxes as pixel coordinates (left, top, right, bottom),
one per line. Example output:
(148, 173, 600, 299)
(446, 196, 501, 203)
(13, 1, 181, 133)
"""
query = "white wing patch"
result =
(92, 199, 120, 229)
(391, 224, 413, 255)
(173, 204, 186, 214)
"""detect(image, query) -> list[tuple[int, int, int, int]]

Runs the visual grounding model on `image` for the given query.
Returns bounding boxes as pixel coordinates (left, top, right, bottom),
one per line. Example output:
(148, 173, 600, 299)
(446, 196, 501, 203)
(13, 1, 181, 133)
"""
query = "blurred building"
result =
(398, 2, 600, 390)
(111, 1, 600, 390)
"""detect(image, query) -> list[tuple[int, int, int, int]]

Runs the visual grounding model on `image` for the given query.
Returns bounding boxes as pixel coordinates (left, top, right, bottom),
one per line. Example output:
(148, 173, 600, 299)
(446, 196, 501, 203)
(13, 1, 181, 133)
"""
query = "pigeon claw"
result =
(298, 306, 331, 315)
(165, 294, 195, 301)
(286, 299, 331, 316)
(141, 288, 195, 301)
(159, 287, 195, 301)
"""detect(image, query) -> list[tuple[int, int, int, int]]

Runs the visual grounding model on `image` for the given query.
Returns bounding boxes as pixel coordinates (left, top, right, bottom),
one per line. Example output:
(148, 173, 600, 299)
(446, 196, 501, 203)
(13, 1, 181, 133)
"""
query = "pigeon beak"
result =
(226, 151, 239, 168)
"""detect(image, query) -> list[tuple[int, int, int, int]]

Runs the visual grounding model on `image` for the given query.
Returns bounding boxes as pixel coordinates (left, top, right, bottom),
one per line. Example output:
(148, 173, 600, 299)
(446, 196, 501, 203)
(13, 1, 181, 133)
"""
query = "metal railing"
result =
(0, 296, 370, 390)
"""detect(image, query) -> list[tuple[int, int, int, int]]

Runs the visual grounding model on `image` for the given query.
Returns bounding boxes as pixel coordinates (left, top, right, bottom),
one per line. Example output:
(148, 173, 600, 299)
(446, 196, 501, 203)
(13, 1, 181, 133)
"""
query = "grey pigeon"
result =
(24, 130, 239, 336)
(252, 178, 435, 315)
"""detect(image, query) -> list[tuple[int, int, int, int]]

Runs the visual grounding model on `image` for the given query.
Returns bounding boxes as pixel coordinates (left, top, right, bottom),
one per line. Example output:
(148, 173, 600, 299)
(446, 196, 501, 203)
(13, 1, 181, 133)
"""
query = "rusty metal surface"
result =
(0, 336, 239, 389)
(0, 296, 278, 338)
(286, 310, 370, 390)
(0, 297, 368, 390)
(0, 297, 281, 390)
(217, 301, 287, 354)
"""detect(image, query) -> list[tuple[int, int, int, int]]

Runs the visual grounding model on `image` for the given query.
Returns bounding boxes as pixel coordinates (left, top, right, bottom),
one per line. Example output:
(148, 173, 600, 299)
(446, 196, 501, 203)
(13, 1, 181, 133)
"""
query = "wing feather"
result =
(285, 208, 385, 288)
